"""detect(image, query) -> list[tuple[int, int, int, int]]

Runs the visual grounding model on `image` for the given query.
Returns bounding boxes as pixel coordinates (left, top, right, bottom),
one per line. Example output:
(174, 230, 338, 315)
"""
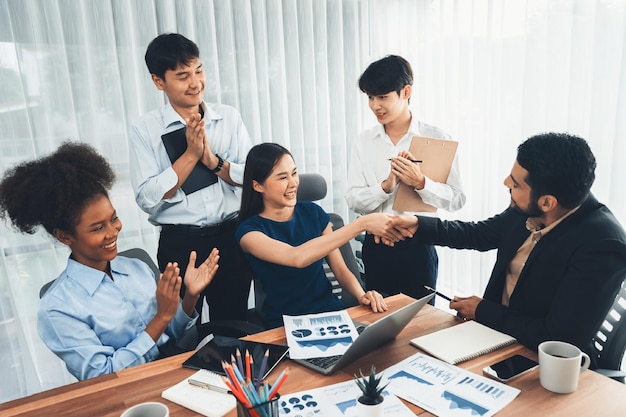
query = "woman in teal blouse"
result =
(236, 143, 397, 328)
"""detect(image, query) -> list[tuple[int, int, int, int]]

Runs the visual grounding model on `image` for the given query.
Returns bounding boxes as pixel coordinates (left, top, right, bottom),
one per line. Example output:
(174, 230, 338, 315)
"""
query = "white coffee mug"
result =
(120, 402, 169, 417)
(538, 341, 590, 394)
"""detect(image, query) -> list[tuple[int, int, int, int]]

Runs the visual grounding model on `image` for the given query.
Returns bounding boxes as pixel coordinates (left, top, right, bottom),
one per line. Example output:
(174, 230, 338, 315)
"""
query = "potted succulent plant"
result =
(354, 365, 388, 416)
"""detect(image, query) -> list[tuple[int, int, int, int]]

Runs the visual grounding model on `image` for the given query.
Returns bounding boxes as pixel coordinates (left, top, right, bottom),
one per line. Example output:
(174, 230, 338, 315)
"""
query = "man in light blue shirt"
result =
(129, 33, 253, 322)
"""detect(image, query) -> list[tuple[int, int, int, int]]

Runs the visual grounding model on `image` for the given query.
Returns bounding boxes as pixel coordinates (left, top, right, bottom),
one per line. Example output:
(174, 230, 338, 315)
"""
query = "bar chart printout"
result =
(384, 354, 520, 417)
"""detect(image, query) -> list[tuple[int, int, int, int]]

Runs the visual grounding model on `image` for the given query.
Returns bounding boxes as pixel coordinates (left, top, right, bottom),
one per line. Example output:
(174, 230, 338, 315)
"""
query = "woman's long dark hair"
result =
(239, 143, 293, 221)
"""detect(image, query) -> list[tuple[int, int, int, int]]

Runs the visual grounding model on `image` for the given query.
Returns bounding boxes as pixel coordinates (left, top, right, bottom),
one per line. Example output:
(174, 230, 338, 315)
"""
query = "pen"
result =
(424, 285, 453, 302)
(188, 378, 231, 394)
(388, 158, 422, 163)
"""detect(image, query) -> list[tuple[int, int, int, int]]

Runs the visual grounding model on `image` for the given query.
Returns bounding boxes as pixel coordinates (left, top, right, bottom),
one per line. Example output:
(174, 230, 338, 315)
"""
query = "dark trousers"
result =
(362, 234, 438, 303)
(157, 221, 252, 321)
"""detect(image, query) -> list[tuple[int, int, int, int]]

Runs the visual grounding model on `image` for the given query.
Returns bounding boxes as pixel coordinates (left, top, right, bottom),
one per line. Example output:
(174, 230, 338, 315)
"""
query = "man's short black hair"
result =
(358, 55, 413, 96)
(517, 132, 596, 209)
(144, 33, 200, 80)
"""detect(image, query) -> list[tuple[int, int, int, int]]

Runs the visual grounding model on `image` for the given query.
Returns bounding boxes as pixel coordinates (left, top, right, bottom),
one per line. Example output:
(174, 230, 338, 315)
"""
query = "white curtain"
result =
(364, 0, 626, 303)
(1, 0, 624, 402)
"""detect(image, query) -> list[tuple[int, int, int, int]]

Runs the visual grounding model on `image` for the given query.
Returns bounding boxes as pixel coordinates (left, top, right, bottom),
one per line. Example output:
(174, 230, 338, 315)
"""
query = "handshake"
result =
(359, 213, 420, 246)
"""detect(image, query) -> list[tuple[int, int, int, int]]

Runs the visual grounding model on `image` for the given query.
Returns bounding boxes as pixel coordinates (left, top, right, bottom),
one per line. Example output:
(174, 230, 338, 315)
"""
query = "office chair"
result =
(39, 277, 56, 299)
(592, 275, 626, 383)
(297, 173, 364, 308)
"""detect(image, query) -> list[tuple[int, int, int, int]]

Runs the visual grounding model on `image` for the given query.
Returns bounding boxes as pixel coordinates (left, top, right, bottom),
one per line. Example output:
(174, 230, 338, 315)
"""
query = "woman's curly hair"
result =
(0, 142, 115, 235)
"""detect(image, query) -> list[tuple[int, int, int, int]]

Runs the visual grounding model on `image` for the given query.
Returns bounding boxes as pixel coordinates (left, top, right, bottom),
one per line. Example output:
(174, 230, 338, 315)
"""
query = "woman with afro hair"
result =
(0, 142, 219, 381)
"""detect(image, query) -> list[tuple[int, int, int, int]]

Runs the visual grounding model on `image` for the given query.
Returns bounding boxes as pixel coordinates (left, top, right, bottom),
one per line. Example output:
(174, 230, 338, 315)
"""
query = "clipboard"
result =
(161, 127, 218, 195)
(392, 136, 458, 212)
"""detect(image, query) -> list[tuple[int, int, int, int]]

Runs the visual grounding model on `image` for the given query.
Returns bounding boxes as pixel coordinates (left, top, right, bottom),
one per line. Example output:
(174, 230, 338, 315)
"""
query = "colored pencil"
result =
(236, 348, 244, 375)
(268, 368, 289, 399)
(255, 349, 270, 390)
(245, 349, 251, 382)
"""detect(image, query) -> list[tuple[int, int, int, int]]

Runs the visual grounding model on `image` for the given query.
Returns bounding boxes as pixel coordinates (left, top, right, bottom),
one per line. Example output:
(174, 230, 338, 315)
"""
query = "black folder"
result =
(161, 127, 218, 195)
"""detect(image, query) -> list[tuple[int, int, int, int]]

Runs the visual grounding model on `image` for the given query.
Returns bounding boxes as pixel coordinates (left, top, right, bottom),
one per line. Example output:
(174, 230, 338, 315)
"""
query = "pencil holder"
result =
(236, 394, 280, 417)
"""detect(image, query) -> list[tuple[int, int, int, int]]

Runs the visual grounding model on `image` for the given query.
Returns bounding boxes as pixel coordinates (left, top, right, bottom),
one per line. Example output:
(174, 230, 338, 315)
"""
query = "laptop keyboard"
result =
(304, 354, 342, 370)
(301, 323, 366, 370)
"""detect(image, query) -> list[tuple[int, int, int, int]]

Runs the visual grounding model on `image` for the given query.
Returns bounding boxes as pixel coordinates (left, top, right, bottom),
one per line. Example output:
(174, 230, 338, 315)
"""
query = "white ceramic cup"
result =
(538, 341, 590, 394)
(120, 402, 169, 417)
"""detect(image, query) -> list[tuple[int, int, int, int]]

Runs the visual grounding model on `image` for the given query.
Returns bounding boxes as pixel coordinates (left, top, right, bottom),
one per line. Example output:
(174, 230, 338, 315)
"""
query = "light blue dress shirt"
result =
(128, 101, 252, 226)
(37, 256, 197, 381)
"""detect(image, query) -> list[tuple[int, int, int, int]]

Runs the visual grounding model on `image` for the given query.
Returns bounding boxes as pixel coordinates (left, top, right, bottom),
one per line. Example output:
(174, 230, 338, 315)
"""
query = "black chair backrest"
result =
(592, 276, 626, 371)
(118, 248, 161, 281)
(296, 173, 363, 308)
(326, 213, 363, 308)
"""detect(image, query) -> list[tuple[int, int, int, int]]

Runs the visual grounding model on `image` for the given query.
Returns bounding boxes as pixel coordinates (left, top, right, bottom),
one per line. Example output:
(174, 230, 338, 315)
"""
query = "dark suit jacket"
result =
(416, 194, 626, 367)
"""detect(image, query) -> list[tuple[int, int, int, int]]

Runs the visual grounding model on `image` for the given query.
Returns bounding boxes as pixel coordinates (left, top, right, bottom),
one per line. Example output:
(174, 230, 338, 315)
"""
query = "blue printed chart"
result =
(278, 378, 415, 417)
(385, 354, 520, 417)
(283, 310, 359, 359)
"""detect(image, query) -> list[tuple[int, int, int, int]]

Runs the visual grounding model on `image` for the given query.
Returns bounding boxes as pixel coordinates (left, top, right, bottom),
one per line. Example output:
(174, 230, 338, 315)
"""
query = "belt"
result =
(161, 212, 239, 237)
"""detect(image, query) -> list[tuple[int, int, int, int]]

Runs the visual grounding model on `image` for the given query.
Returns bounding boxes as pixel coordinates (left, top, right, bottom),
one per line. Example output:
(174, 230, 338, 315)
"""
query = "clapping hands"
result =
(183, 248, 220, 297)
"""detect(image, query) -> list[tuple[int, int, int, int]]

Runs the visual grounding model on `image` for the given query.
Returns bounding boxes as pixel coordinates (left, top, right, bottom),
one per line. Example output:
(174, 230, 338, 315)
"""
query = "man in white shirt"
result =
(129, 33, 253, 322)
(345, 55, 466, 301)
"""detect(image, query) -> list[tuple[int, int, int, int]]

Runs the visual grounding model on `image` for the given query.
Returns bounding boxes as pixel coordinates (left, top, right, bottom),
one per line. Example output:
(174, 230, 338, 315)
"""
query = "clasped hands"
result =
(186, 113, 221, 171)
(385, 150, 426, 191)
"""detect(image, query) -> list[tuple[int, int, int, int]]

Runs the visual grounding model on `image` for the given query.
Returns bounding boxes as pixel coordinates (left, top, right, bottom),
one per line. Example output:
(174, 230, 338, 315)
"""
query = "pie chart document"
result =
(283, 309, 359, 359)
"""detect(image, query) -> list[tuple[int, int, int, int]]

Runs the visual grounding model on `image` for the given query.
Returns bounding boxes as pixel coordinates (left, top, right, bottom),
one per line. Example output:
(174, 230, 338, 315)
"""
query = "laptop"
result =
(292, 293, 434, 375)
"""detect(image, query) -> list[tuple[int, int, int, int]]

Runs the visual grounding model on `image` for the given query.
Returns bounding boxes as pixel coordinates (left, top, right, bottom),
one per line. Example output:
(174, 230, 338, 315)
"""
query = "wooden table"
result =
(2, 294, 625, 416)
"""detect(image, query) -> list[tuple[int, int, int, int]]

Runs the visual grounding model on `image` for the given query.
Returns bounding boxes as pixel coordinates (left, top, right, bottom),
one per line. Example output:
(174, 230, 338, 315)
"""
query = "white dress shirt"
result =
(345, 117, 465, 215)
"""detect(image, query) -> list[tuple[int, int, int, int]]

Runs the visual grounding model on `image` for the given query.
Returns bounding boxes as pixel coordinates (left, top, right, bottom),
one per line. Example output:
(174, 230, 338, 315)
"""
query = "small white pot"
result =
(355, 397, 384, 417)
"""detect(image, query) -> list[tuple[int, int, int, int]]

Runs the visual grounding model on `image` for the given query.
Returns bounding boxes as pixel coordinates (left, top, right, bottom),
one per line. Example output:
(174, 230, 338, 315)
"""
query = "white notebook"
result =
(410, 320, 516, 364)
(162, 369, 236, 417)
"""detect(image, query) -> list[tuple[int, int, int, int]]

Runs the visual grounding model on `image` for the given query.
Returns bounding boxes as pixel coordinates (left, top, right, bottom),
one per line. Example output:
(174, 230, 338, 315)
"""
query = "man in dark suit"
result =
(383, 132, 626, 368)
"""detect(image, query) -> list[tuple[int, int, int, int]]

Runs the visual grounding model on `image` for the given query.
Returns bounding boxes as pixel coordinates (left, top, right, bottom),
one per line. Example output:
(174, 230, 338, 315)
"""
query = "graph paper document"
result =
(283, 310, 358, 359)
(385, 353, 520, 417)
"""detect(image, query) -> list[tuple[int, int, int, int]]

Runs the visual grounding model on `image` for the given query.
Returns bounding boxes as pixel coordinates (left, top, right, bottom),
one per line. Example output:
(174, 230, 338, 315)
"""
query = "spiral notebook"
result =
(410, 320, 516, 364)
(162, 369, 236, 417)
